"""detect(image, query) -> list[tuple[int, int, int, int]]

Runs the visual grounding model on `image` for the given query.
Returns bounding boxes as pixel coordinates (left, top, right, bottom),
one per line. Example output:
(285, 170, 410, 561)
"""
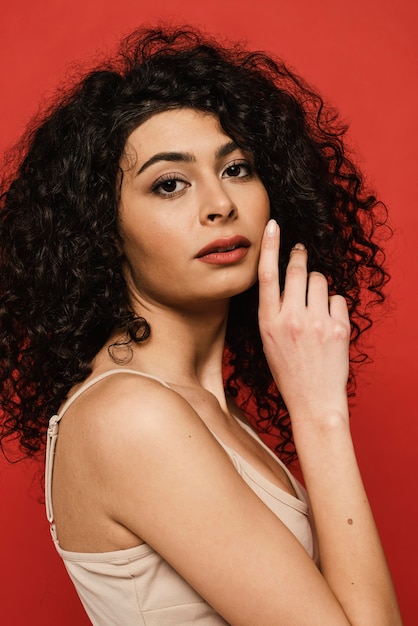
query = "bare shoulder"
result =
(61, 369, 206, 447)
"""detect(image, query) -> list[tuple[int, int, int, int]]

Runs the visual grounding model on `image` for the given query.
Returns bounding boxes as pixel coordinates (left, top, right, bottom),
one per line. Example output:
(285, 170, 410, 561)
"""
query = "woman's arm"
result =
(257, 219, 402, 624)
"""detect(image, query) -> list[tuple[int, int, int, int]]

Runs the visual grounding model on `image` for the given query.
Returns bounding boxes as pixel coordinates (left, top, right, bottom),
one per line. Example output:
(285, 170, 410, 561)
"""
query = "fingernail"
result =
(266, 219, 278, 235)
(292, 243, 305, 251)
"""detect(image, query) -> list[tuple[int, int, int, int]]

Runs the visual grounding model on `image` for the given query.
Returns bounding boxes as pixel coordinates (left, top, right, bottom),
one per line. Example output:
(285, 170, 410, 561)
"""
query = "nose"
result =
(199, 180, 238, 224)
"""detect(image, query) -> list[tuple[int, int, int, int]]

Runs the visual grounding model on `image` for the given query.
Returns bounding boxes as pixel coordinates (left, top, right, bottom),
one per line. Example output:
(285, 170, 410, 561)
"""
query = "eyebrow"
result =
(136, 140, 239, 175)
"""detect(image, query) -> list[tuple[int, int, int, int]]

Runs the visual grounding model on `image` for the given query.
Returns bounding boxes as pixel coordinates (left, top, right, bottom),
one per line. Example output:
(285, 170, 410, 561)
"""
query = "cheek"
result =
(121, 213, 164, 252)
(256, 187, 271, 223)
(122, 222, 182, 273)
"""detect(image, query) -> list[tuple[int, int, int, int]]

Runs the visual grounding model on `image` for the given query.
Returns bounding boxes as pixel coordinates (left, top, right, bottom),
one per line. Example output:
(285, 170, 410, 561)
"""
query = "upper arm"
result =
(82, 376, 350, 626)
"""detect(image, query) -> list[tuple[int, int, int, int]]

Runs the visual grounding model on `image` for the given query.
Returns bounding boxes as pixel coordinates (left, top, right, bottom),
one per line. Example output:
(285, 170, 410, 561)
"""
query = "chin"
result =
(218, 277, 257, 300)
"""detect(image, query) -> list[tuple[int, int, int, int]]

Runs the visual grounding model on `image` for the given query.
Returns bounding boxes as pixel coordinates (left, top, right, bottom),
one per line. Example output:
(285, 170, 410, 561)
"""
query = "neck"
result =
(106, 299, 230, 404)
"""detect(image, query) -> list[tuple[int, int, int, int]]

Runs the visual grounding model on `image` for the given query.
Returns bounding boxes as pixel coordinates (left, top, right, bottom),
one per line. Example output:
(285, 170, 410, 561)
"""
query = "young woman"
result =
(0, 26, 402, 625)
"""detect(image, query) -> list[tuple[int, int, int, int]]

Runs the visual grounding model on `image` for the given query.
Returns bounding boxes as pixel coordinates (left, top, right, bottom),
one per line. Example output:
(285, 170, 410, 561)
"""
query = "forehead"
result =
(123, 108, 230, 161)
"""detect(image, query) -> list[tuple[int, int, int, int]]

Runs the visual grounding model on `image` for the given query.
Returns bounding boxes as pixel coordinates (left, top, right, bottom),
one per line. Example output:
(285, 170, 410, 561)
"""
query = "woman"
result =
(0, 26, 402, 625)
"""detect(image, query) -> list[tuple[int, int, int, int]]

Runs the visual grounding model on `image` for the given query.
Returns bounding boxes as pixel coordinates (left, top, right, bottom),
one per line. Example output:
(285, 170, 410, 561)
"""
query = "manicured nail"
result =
(292, 242, 305, 251)
(266, 219, 278, 235)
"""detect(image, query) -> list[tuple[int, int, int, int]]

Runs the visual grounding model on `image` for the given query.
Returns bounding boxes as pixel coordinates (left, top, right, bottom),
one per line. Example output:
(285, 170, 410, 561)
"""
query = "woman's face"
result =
(118, 108, 270, 312)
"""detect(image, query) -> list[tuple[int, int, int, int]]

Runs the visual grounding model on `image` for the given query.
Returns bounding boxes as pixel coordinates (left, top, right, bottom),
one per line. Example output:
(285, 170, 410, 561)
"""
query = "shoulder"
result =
(62, 369, 201, 437)
(59, 369, 222, 472)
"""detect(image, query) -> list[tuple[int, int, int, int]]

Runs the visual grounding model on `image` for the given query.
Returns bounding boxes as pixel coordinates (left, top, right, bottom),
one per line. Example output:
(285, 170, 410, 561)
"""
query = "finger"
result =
(280, 243, 308, 310)
(329, 294, 350, 324)
(258, 220, 281, 320)
(306, 271, 329, 314)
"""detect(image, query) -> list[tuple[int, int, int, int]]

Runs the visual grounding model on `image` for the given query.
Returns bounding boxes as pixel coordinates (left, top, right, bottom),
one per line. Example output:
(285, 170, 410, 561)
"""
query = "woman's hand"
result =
(258, 219, 350, 426)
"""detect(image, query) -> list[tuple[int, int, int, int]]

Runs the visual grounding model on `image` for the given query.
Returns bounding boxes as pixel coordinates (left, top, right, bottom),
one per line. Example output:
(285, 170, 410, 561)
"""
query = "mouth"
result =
(196, 236, 250, 258)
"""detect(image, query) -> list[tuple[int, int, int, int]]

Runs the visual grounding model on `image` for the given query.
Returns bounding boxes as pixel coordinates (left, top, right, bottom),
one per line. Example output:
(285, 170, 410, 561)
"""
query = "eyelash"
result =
(222, 160, 254, 179)
(151, 160, 254, 198)
(151, 174, 188, 198)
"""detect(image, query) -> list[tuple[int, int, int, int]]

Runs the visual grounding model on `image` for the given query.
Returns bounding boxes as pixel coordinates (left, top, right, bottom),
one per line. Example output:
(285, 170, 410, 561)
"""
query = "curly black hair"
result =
(0, 25, 389, 463)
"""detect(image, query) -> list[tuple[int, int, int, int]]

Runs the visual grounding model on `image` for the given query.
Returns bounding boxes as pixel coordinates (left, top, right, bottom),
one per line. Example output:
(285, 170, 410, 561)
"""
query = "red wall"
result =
(1, 1, 417, 623)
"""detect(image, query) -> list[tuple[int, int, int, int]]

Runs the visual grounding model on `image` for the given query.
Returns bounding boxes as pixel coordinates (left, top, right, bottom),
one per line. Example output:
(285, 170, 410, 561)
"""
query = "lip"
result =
(195, 235, 251, 259)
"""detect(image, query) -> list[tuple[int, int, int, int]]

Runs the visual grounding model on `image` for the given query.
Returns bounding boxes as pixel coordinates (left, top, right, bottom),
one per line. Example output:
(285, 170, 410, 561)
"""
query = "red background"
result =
(1, 0, 417, 623)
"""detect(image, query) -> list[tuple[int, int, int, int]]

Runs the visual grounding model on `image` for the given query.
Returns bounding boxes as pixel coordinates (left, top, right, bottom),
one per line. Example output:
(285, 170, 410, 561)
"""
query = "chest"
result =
(173, 386, 297, 499)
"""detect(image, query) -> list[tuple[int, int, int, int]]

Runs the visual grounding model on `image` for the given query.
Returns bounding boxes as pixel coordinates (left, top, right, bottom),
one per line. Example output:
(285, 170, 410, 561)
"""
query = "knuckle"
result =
(311, 319, 326, 336)
(286, 316, 304, 338)
(332, 321, 350, 341)
(285, 264, 306, 279)
(262, 236, 278, 250)
(258, 269, 276, 284)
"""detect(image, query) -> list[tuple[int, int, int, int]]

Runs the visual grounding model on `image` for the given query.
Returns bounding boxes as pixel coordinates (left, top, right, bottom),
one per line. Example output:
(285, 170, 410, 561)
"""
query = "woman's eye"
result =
(223, 162, 253, 179)
(152, 176, 189, 197)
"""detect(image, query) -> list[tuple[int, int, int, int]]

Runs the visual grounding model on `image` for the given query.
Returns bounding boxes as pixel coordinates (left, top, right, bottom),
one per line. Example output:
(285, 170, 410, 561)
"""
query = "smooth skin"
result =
(52, 110, 402, 625)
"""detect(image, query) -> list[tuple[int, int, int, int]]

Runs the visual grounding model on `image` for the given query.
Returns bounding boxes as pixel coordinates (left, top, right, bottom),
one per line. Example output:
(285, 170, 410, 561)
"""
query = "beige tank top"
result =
(45, 369, 318, 625)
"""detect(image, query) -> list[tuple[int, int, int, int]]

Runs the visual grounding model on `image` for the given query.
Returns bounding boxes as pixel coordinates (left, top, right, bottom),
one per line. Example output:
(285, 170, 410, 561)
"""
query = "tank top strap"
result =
(57, 368, 171, 420)
(45, 368, 171, 525)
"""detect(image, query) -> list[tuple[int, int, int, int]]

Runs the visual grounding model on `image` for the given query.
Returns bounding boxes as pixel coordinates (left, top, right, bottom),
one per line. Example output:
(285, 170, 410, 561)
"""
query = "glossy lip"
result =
(195, 235, 251, 259)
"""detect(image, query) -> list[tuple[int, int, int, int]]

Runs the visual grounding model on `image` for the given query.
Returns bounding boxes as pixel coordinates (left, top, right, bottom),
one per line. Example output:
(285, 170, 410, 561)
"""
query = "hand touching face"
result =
(258, 219, 350, 426)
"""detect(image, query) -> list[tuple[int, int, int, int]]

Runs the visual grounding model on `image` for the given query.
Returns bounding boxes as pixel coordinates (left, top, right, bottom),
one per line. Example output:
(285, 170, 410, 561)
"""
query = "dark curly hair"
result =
(0, 25, 389, 463)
